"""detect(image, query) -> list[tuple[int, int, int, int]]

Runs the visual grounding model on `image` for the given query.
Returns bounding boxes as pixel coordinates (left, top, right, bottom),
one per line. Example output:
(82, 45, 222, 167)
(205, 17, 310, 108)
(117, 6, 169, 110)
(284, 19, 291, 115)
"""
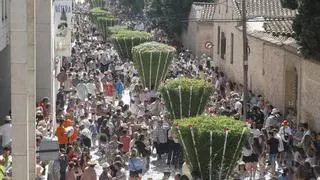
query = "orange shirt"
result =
(69, 127, 79, 142)
(64, 118, 73, 127)
(56, 125, 68, 145)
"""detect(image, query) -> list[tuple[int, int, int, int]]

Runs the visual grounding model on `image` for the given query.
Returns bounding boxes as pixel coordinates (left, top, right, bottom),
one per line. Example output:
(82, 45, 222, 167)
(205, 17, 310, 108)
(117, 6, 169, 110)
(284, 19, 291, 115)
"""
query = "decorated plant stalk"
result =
(132, 42, 175, 90)
(175, 116, 248, 180)
(112, 30, 152, 60)
(90, 0, 105, 8)
(96, 16, 117, 40)
(89, 7, 108, 25)
(159, 78, 213, 119)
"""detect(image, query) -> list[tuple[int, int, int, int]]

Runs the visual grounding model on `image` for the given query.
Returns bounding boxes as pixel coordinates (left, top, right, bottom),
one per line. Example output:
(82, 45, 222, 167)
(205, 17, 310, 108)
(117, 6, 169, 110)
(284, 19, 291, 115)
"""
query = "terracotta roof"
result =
(263, 18, 295, 37)
(232, 0, 297, 38)
(232, 0, 297, 18)
(190, 2, 215, 21)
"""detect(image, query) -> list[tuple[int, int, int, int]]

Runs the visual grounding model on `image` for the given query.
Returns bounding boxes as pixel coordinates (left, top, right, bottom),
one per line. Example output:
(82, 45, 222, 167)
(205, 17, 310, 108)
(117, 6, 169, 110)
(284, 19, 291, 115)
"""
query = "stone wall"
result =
(182, 22, 214, 57)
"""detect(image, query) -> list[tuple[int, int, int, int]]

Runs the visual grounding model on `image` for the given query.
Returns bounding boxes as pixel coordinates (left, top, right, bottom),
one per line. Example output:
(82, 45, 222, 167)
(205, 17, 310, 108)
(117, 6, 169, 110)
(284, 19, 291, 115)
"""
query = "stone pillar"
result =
(10, 0, 36, 179)
(36, 0, 53, 103)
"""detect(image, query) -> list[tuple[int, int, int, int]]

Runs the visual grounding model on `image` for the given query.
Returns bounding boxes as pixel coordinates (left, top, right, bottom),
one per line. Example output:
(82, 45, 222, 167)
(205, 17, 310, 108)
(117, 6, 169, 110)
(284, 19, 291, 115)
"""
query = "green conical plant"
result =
(89, 7, 109, 25)
(90, 0, 105, 8)
(132, 41, 175, 90)
(112, 30, 152, 60)
(175, 116, 248, 180)
(96, 16, 117, 40)
(109, 25, 129, 35)
(159, 78, 213, 119)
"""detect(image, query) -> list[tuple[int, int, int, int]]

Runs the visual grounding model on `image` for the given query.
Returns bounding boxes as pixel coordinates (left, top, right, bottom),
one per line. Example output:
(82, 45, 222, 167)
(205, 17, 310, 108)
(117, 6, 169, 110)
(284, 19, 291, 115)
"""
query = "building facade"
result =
(209, 0, 320, 130)
(182, 2, 215, 57)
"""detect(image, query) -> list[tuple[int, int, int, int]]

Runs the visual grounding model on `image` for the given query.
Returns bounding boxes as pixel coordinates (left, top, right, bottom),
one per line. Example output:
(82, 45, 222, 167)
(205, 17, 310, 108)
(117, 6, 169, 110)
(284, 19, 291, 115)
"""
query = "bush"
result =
(96, 16, 117, 40)
(159, 78, 213, 119)
(112, 30, 152, 60)
(90, 0, 105, 8)
(175, 116, 248, 180)
(132, 42, 175, 90)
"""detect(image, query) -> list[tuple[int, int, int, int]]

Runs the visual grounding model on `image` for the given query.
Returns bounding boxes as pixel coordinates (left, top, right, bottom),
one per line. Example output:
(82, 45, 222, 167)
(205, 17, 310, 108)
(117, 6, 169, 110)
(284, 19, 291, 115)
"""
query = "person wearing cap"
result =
(99, 162, 112, 180)
(278, 120, 292, 166)
(264, 108, 281, 130)
(66, 161, 76, 180)
(0, 115, 12, 152)
(81, 160, 97, 180)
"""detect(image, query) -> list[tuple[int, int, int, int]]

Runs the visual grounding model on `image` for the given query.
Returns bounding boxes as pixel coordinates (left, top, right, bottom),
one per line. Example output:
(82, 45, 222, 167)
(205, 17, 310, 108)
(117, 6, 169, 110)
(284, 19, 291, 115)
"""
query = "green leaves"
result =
(132, 42, 175, 90)
(159, 78, 214, 119)
(175, 116, 248, 179)
(282, 0, 320, 60)
(89, 8, 117, 40)
(89, 0, 105, 8)
(96, 17, 117, 40)
(112, 30, 153, 60)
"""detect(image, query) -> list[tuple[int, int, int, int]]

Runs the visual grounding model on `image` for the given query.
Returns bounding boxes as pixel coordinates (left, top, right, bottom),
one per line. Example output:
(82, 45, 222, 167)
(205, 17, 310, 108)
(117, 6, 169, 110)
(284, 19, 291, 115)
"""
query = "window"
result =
(217, 26, 220, 54)
(230, 33, 234, 64)
(221, 32, 226, 59)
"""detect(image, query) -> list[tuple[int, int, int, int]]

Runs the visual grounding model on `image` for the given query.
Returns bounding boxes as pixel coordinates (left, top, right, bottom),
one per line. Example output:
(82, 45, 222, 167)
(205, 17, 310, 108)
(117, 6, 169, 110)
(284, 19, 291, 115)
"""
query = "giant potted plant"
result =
(159, 78, 213, 119)
(132, 41, 175, 90)
(175, 115, 248, 180)
(112, 30, 152, 60)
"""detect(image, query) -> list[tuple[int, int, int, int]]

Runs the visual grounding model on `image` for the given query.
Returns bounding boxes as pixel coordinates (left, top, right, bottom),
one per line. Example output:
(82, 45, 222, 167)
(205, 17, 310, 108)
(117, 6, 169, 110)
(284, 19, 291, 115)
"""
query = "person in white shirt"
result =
(0, 116, 12, 150)
(278, 120, 292, 166)
(153, 120, 168, 160)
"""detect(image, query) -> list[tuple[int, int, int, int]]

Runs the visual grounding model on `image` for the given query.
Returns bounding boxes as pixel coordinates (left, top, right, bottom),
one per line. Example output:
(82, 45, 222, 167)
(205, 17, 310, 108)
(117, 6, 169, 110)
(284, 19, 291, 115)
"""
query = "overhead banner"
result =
(54, 0, 72, 56)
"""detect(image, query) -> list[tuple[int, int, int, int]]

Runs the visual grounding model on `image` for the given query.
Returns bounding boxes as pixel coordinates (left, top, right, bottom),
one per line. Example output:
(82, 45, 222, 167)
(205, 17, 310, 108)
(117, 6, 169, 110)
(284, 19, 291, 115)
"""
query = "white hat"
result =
(88, 159, 97, 165)
(102, 162, 110, 168)
(4, 116, 11, 121)
(271, 108, 280, 115)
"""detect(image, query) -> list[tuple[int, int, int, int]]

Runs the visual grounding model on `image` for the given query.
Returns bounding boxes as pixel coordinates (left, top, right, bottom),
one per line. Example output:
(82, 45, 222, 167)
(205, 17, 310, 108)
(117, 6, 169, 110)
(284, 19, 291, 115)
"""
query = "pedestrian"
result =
(81, 160, 97, 180)
(0, 115, 12, 152)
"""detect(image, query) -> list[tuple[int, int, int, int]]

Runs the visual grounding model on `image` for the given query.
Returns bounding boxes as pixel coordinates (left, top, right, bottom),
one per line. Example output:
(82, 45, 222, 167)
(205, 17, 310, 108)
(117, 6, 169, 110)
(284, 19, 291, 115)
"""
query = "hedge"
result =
(89, 7, 109, 25)
(90, 0, 105, 8)
(159, 78, 213, 119)
(175, 116, 248, 180)
(96, 16, 117, 40)
(112, 30, 152, 60)
(132, 41, 175, 90)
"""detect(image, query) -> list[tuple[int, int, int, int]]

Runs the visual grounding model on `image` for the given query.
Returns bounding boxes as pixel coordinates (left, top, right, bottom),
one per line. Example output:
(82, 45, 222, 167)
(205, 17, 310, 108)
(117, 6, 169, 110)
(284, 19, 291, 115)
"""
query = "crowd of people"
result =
(26, 1, 320, 180)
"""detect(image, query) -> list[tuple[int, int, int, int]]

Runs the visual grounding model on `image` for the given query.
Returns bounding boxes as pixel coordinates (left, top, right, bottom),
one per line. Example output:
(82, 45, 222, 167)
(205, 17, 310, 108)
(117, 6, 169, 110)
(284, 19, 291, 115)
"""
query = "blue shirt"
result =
(129, 158, 142, 171)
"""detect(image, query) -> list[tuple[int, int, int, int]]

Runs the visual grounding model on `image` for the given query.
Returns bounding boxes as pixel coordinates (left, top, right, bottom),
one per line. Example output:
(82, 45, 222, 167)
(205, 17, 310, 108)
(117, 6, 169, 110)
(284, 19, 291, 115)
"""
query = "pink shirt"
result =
(120, 135, 131, 153)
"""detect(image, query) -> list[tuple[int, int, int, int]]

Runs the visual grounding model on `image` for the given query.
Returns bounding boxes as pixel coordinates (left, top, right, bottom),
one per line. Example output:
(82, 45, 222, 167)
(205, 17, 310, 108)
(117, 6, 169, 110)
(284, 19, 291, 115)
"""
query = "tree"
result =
(132, 42, 175, 90)
(119, 0, 145, 15)
(175, 116, 248, 179)
(159, 78, 214, 119)
(281, 0, 320, 59)
(147, 0, 214, 39)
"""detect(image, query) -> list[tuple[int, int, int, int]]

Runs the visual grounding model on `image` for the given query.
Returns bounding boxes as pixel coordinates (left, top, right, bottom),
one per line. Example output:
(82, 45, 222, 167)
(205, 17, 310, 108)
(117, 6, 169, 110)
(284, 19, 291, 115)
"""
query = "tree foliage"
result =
(281, 0, 320, 59)
(119, 0, 145, 14)
(147, 0, 214, 39)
